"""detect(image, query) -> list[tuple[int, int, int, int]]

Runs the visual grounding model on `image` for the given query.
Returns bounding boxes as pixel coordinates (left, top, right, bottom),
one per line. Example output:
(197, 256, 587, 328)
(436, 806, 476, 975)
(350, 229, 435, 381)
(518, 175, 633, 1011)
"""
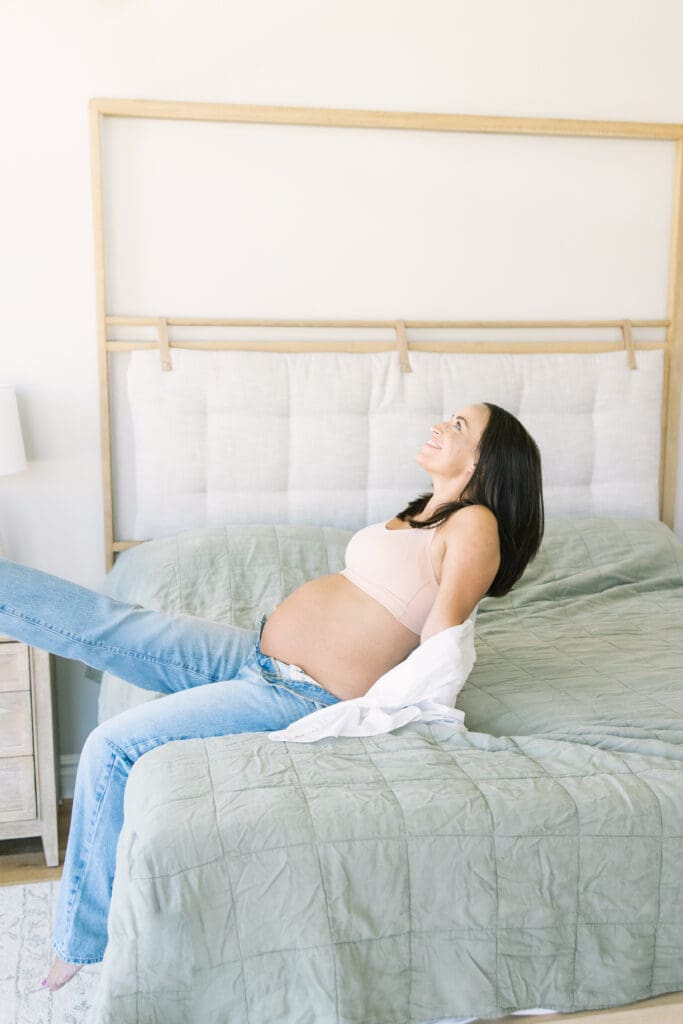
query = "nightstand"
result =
(0, 636, 60, 866)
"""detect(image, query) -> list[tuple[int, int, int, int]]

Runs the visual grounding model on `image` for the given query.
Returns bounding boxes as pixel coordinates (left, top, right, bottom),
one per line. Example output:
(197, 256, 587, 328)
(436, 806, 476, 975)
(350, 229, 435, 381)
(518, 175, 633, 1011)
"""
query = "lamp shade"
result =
(0, 387, 27, 476)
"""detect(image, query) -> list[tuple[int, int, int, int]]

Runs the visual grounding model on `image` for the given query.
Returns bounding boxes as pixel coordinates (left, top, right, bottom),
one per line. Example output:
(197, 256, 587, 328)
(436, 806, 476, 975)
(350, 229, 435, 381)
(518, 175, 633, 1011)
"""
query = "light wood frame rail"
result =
(90, 99, 683, 1023)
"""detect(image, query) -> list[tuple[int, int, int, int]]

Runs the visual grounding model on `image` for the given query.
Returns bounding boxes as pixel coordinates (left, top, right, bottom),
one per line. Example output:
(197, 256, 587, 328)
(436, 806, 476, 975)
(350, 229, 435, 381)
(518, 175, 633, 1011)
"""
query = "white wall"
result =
(1, 0, 683, 790)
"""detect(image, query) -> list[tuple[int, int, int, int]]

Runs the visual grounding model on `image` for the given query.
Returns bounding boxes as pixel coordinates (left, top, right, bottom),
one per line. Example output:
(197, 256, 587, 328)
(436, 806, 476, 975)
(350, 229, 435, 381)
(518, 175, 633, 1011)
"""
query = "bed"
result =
(84, 98, 683, 1022)
(86, 514, 683, 1024)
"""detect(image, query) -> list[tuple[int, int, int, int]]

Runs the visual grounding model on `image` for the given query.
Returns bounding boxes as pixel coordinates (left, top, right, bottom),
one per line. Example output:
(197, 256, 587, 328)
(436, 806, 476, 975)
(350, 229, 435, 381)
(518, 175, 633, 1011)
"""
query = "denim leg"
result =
(0, 558, 257, 693)
(53, 652, 331, 964)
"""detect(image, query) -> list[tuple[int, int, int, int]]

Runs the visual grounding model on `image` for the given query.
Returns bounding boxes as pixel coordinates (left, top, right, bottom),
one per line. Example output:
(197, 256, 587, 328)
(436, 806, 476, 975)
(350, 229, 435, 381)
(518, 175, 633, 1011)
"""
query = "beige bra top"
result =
(339, 521, 439, 635)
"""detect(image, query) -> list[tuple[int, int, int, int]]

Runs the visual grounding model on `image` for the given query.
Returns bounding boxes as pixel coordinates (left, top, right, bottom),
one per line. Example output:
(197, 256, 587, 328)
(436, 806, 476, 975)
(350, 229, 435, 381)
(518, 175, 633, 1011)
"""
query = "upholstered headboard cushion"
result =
(113, 347, 663, 540)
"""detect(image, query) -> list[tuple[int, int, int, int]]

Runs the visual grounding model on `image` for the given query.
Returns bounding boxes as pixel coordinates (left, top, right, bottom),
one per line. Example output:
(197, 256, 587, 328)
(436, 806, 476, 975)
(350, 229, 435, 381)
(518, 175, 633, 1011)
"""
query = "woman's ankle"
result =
(42, 955, 85, 992)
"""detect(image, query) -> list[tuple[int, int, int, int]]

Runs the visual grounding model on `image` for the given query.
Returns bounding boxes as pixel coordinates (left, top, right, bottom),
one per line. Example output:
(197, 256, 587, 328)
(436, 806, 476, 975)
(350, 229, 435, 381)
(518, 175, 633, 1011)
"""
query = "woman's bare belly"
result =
(259, 575, 421, 700)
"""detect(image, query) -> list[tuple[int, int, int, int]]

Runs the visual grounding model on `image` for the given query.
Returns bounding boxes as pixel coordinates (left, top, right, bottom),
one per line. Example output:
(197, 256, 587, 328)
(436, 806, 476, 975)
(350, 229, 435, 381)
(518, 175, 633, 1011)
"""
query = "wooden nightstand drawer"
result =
(0, 644, 58, 865)
(0, 690, 34, 757)
(0, 643, 30, 692)
(0, 756, 36, 821)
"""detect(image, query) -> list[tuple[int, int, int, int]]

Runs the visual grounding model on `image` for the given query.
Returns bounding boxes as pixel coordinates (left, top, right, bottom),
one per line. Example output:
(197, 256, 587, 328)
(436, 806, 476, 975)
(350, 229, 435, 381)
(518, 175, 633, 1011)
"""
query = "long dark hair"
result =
(396, 402, 544, 597)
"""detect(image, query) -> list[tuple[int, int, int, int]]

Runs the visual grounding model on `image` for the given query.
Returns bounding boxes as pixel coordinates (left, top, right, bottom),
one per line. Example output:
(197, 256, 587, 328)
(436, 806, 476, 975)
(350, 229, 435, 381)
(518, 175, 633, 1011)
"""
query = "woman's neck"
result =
(422, 482, 475, 517)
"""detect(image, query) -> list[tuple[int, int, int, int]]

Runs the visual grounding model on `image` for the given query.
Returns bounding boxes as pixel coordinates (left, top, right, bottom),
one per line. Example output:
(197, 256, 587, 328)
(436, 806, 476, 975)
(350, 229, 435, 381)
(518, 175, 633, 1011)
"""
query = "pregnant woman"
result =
(0, 401, 543, 991)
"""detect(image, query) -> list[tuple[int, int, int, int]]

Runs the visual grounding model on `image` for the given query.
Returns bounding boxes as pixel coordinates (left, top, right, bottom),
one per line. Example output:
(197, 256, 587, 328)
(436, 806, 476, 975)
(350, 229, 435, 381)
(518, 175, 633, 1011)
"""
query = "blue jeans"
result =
(0, 558, 340, 964)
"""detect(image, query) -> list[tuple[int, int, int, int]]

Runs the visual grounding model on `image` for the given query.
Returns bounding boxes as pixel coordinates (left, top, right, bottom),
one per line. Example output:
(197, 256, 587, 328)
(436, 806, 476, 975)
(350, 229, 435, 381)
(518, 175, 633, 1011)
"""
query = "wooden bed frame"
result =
(89, 98, 683, 1024)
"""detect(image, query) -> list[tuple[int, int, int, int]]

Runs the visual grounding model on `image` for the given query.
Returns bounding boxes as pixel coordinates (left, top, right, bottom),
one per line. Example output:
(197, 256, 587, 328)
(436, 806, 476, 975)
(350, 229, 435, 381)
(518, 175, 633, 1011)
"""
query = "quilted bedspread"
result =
(87, 518, 683, 1023)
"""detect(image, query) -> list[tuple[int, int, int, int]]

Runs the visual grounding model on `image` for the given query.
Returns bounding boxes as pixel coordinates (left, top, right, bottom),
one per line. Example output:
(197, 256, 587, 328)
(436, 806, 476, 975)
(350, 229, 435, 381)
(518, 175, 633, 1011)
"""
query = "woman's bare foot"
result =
(41, 956, 84, 992)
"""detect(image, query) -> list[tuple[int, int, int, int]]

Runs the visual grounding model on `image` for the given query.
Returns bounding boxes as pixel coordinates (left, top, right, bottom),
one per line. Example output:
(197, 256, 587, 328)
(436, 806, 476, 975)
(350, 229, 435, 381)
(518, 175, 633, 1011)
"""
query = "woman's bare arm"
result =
(420, 505, 500, 644)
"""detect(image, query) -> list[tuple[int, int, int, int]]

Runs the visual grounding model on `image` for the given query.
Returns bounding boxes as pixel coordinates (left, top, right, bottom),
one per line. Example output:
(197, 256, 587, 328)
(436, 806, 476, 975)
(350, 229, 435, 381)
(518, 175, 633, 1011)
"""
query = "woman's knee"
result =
(78, 721, 131, 778)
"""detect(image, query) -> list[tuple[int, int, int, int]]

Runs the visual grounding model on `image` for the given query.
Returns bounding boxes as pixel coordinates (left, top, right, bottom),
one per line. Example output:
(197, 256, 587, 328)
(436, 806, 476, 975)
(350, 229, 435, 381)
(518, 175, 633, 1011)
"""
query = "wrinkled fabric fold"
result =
(269, 618, 475, 743)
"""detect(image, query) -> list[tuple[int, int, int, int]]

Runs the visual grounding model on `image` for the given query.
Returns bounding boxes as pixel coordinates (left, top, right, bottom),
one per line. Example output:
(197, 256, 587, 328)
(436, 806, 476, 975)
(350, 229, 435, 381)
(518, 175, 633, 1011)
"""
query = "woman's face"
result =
(417, 403, 490, 478)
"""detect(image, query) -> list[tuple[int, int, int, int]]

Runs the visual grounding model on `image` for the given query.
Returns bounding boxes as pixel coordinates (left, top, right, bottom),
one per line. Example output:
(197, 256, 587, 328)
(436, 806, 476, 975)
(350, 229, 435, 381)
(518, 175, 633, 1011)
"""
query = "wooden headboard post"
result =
(89, 99, 683, 571)
(664, 139, 683, 527)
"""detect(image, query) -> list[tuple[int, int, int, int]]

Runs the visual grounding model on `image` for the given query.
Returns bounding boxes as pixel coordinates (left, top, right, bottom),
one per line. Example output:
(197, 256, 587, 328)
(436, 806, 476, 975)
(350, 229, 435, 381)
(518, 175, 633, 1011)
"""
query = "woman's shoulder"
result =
(433, 505, 501, 596)
(444, 503, 499, 532)
(439, 505, 500, 557)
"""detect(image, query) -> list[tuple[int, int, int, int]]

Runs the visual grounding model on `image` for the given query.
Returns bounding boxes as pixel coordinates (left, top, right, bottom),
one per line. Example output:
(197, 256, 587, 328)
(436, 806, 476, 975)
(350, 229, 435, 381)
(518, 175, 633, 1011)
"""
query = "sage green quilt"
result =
(88, 518, 683, 1023)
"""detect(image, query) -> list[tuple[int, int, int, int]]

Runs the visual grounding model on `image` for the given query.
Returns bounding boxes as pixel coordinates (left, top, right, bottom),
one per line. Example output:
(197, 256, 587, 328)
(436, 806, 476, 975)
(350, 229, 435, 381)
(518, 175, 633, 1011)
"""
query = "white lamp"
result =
(0, 387, 27, 557)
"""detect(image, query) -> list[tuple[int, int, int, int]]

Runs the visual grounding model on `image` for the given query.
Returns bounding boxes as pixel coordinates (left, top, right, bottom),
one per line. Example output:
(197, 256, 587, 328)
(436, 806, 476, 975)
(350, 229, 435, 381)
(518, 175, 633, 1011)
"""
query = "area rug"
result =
(0, 881, 100, 1024)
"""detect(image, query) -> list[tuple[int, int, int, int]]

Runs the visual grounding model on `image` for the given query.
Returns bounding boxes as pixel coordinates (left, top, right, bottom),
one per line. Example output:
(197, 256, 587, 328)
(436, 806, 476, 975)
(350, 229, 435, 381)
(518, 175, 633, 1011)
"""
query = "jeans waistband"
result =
(254, 613, 340, 707)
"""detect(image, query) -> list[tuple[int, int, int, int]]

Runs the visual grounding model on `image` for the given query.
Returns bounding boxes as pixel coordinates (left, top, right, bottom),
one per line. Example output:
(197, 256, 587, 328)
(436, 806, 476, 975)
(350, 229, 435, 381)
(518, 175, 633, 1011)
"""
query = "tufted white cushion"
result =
(122, 348, 663, 539)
